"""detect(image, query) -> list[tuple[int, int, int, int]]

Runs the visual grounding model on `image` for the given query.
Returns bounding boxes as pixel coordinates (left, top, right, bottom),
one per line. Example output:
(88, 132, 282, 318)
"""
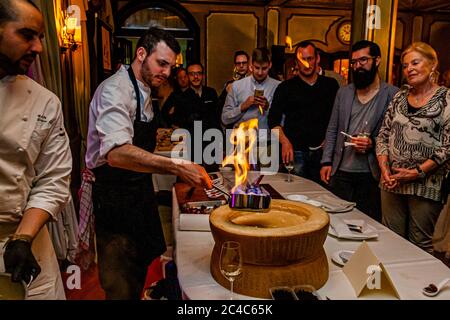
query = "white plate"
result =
(331, 250, 355, 267)
(328, 223, 379, 240)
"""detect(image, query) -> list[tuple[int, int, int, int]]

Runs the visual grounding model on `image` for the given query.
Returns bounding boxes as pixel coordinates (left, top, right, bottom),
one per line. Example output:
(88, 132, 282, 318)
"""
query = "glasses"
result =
(235, 61, 248, 66)
(188, 71, 203, 76)
(350, 56, 377, 67)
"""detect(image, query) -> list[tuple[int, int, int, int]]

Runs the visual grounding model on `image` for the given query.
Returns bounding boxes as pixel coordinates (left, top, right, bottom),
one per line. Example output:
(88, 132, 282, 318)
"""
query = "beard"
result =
(353, 62, 378, 89)
(0, 52, 36, 76)
(0, 53, 24, 75)
(140, 59, 166, 88)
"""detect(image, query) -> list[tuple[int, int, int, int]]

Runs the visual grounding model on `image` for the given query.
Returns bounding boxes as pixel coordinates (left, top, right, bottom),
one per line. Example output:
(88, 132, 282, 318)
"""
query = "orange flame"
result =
(285, 36, 293, 51)
(296, 51, 310, 68)
(222, 119, 259, 193)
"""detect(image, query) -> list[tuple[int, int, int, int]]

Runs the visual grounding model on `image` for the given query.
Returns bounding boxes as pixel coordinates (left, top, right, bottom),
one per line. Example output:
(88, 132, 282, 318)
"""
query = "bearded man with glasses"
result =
(320, 40, 399, 222)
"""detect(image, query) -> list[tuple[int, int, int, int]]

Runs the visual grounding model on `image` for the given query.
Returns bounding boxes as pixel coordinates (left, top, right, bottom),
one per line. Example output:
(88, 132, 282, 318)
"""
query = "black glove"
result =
(4, 239, 41, 284)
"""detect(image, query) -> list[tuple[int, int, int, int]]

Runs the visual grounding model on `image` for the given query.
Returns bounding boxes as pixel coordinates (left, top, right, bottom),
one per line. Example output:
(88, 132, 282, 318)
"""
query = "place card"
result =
(343, 241, 400, 299)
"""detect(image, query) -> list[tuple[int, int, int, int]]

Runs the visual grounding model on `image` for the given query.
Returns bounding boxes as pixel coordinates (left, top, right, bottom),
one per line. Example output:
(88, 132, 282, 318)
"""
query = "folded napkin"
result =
(311, 194, 356, 212)
(329, 216, 378, 239)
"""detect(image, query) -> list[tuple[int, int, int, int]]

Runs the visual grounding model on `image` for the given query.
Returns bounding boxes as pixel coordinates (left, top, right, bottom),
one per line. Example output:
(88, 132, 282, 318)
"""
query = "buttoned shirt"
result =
(85, 65, 154, 169)
(222, 75, 280, 131)
(0, 75, 72, 223)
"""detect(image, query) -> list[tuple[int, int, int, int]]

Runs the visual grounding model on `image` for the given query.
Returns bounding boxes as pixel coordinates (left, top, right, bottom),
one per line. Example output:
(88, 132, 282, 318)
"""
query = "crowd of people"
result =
(1, 0, 450, 300)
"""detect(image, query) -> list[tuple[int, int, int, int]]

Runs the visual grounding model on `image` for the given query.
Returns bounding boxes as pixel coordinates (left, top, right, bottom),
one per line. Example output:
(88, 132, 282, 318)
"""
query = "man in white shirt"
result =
(86, 27, 211, 299)
(0, 0, 72, 299)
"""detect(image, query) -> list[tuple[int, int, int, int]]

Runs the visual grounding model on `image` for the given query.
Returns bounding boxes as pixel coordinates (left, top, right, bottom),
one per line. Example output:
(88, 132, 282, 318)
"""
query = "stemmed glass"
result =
(285, 160, 295, 182)
(219, 241, 242, 300)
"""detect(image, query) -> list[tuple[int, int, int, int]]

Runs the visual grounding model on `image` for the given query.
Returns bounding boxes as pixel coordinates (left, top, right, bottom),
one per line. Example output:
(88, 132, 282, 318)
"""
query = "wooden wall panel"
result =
(430, 21, 450, 75)
(206, 13, 258, 91)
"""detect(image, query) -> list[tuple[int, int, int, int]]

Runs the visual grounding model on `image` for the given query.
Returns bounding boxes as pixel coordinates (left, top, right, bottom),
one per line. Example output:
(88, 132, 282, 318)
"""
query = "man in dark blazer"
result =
(320, 40, 399, 221)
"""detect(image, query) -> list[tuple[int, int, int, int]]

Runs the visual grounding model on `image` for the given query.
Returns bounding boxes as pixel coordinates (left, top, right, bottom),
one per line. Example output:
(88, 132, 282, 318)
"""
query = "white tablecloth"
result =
(172, 173, 450, 300)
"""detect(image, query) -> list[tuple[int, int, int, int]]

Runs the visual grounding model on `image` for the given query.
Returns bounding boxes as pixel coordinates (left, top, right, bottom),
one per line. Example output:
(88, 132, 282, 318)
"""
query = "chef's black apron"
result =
(92, 67, 165, 299)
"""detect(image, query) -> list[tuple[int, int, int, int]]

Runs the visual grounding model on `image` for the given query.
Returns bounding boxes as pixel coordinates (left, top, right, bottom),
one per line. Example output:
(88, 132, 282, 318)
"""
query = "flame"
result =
(222, 119, 259, 193)
(258, 105, 264, 115)
(285, 36, 293, 51)
(296, 51, 310, 68)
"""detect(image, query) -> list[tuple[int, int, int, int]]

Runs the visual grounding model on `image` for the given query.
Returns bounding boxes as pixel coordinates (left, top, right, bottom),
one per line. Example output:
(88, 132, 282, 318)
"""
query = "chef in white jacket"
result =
(0, 0, 72, 299)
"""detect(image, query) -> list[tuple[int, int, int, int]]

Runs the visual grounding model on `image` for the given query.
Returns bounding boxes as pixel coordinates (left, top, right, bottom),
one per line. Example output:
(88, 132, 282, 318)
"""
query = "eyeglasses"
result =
(188, 71, 203, 76)
(350, 56, 377, 67)
(235, 61, 248, 66)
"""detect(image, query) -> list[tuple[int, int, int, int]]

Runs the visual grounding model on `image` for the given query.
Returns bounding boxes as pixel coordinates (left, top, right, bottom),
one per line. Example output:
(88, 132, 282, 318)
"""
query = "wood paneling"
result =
(206, 13, 258, 91)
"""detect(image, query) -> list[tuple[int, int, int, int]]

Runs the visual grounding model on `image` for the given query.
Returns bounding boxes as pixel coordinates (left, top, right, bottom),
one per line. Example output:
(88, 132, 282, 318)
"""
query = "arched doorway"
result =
(115, 0, 199, 67)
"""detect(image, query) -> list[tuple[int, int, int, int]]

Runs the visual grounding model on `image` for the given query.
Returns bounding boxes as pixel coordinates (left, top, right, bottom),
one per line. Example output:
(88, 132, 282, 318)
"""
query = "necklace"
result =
(412, 86, 436, 104)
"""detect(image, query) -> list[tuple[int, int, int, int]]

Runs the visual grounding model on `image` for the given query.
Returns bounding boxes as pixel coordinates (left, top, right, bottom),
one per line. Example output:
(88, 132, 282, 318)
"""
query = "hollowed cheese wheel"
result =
(209, 199, 329, 265)
(211, 245, 329, 299)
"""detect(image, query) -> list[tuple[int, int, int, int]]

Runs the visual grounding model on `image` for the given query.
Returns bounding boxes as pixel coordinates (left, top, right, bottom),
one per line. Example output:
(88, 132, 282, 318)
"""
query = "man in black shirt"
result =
(269, 41, 339, 184)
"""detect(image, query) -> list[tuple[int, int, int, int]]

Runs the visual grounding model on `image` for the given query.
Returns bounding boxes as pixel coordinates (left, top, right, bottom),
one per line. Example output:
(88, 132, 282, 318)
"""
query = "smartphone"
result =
(254, 89, 264, 97)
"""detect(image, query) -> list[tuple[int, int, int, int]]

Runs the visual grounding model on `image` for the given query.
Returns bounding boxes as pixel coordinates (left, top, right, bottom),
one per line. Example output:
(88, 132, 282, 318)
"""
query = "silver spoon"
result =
(339, 251, 354, 264)
(422, 278, 450, 297)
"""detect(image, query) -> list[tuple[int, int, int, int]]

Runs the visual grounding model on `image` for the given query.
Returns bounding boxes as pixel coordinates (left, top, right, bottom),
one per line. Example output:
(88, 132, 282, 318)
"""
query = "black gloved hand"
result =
(4, 239, 41, 284)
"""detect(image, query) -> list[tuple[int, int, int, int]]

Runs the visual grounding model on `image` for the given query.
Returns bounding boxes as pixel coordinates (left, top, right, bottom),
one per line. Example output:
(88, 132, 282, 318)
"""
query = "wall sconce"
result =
(285, 36, 293, 51)
(176, 53, 184, 67)
(61, 5, 81, 52)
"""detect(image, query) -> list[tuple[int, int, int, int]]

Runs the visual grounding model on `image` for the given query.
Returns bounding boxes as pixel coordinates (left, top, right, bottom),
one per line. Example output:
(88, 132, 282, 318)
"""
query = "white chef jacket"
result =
(0, 74, 72, 299)
(85, 65, 154, 169)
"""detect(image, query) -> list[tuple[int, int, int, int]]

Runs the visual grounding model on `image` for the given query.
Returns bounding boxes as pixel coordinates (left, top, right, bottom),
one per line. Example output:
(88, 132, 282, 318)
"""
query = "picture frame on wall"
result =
(96, 18, 113, 80)
(101, 25, 112, 71)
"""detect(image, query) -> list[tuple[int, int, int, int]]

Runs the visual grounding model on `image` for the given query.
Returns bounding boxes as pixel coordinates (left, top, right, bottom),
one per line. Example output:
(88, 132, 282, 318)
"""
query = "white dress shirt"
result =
(85, 65, 154, 169)
(0, 75, 72, 223)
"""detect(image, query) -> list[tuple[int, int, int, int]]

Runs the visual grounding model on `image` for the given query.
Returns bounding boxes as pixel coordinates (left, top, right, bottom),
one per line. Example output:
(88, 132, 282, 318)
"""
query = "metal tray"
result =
(181, 200, 227, 214)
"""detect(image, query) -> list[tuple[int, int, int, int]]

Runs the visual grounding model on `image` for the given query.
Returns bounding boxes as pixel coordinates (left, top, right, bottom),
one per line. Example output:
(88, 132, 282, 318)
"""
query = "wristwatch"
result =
(415, 164, 426, 179)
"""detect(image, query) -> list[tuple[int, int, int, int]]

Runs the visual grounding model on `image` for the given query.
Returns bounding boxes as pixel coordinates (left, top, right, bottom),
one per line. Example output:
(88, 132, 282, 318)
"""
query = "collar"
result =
(0, 75, 17, 85)
(191, 85, 203, 97)
(251, 75, 269, 86)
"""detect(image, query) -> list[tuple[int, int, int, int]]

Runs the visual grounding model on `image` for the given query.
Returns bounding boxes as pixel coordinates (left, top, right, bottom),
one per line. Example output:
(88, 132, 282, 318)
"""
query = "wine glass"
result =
(219, 241, 242, 300)
(285, 160, 295, 182)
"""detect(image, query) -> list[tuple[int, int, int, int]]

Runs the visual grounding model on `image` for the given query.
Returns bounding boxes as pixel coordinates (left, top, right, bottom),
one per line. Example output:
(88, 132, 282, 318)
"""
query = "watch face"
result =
(338, 22, 351, 44)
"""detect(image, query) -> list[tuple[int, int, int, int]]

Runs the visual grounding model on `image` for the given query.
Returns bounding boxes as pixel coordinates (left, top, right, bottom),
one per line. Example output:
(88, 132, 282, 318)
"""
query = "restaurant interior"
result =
(2, 0, 450, 301)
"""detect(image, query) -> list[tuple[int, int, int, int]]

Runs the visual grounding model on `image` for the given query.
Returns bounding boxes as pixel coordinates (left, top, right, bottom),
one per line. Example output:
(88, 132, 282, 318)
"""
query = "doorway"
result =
(115, 0, 200, 68)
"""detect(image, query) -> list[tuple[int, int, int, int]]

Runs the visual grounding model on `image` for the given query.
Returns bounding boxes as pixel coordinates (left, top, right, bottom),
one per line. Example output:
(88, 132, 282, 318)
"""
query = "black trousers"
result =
(329, 170, 381, 222)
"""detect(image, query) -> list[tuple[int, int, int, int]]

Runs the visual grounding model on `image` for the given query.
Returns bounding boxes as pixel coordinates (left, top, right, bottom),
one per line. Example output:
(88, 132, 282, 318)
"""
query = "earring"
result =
(429, 70, 436, 84)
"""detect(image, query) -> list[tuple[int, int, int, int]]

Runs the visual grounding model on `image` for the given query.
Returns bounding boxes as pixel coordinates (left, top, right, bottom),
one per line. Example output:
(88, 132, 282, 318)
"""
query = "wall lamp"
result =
(61, 5, 81, 52)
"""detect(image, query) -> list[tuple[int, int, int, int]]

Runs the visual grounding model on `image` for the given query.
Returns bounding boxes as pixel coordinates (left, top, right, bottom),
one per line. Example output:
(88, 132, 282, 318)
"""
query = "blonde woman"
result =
(376, 42, 450, 252)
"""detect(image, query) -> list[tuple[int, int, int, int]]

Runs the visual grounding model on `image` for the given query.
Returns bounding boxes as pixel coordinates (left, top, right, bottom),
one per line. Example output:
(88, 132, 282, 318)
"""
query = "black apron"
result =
(92, 67, 165, 267)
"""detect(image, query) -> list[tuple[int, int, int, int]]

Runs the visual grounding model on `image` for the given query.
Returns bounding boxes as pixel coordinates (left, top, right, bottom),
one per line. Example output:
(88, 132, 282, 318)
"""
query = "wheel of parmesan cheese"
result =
(209, 199, 329, 265)
(211, 245, 329, 299)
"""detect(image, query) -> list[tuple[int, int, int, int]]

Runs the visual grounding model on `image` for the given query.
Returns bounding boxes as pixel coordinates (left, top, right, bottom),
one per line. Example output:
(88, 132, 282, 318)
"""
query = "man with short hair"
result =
(222, 47, 280, 132)
(320, 40, 399, 221)
(0, 0, 72, 299)
(218, 51, 250, 127)
(269, 41, 339, 184)
(86, 27, 211, 299)
(180, 62, 220, 132)
(175, 67, 189, 92)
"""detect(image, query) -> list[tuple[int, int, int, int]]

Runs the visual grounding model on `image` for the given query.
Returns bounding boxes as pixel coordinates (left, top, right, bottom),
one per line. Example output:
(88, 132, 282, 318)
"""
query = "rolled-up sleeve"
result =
(26, 98, 72, 220)
(221, 83, 244, 125)
(96, 81, 134, 159)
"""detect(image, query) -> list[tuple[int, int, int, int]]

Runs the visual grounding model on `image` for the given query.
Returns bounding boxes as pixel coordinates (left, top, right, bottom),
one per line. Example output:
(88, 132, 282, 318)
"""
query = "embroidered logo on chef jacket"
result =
(37, 114, 48, 123)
